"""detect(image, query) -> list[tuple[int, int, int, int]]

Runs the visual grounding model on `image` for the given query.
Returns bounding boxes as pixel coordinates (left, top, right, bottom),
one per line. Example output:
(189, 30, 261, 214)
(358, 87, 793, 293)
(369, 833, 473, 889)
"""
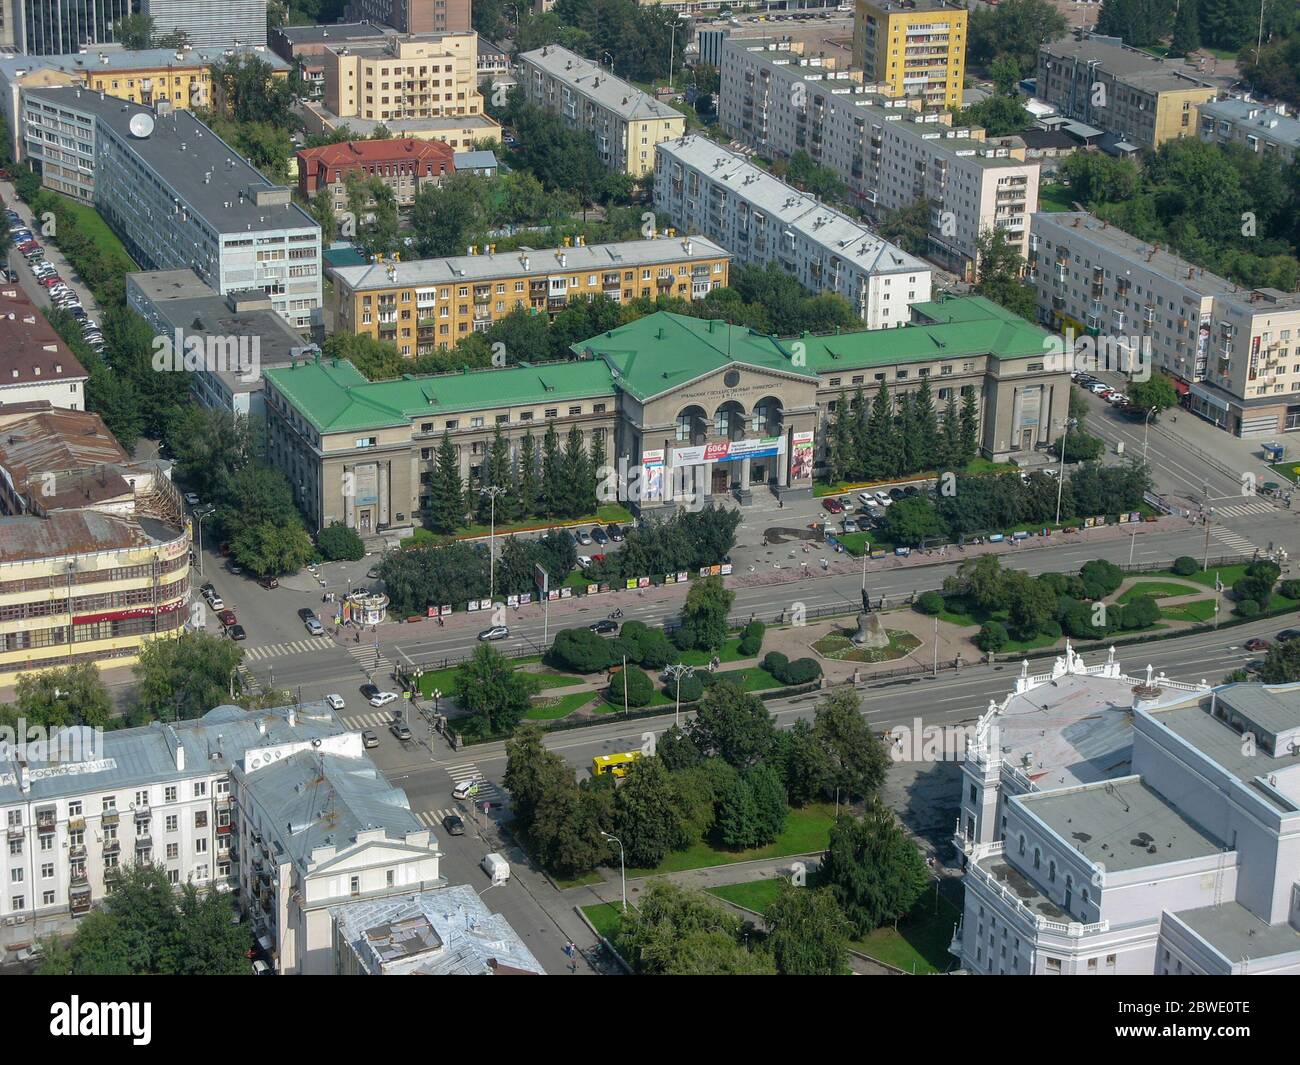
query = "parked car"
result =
(576, 529, 593, 545)
(217, 609, 237, 627)
(259, 575, 279, 589)
(823, 497, 846, 514)
(478, 625, 509, 641)
(369, 691, 399, 708)
(226, 560, 242, 575)
(1277, 629, 1300, 642)
(305, 618, 324, 636)
(606, 524, 625, 542)
(389, 720, 413, 741)
(324, 693, 346, 711)
(361, 730, 379, 749)
(183, 492, 200, 506)
(199, 582, 215, 596)
(366, 565, 381, 579)
(576, 555, 592, 569)
(874, 490, 893, 507)
(297, 607, 316, 623)
(591, 526, 609, 545)
(589, 619, 619, 634)
(205, 595, 225, 611)
(888, 487, 905, 502)
(360, 683, 380, 700)
(226, 624, 247, 641)
(842, 518, 859, 533)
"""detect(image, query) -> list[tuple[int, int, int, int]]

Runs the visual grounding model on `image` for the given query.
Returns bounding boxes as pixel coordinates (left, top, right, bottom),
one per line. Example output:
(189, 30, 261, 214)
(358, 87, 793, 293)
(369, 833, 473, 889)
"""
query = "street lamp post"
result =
(195, 506, 216, 577)
(479, 486, 507, 599)
(1141, 405, 1157, 466)
(663, 663, 696, 728)
(1054, 417, 1076, 526)
(600, 831, 627, 912)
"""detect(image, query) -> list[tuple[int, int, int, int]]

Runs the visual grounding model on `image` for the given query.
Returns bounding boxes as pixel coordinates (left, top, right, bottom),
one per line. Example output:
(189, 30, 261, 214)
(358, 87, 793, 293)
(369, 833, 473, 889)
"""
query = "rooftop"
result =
(519, 45, 682, 122)
(1017, 775, 1225, 873)
(1031, 212, 1300, 312)
(1040, 35, 1216, 93)
(332, 885, 545, 975)
(330, 235, 729, 292)
(0, 406, 130, 508)
(273, 22, 398, 47)
(0, 509, 180, 565)
(25, 86, 318, 236)
(1200, 97, 1300, 148)
(1170, 902, 1300, 966)
(0, 44, 290, 79)
(0, 288, 88, 389)
(303, 101, 500, 139)
(297, 137, 455, 169)
(660, 136, 930, 276)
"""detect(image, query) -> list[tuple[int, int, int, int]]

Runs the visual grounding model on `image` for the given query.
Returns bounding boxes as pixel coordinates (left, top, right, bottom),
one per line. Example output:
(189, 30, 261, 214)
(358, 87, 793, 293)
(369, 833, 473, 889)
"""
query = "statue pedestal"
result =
(851, 611, 890, 649)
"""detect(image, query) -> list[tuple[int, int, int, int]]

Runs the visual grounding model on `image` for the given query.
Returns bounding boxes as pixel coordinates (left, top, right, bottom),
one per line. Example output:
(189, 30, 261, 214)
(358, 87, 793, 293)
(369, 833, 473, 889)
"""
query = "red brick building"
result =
(297, 139, 455, 216)
(345, 0, 470, 35)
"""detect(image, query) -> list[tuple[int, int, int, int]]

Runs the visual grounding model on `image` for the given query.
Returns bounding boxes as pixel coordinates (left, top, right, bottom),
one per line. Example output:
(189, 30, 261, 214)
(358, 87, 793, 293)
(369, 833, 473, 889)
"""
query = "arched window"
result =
(1033, 848, 1041, 870)
(1018, 835, 1026, 856)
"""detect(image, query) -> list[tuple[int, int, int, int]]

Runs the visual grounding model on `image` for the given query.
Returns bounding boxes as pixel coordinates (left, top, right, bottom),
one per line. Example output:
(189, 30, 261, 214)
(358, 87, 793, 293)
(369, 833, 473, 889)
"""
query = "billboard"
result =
(672, 436, 785, 466)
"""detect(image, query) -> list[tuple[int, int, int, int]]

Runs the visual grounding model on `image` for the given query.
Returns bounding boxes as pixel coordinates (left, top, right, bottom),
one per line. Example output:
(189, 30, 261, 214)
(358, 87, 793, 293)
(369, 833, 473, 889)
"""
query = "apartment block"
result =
(297, 137, 455, 213)
(269, 22, 399, 98)
(330, 235, 731, 355)
(141, 0, 268, 49)
(345, 0, 471, 35)
(655, 136, 932, 327)
(1030, 212, 1300, 436)
(22, 87, 322, 330)
(1036, 35, 1217, 153)
(718, 39, 1038, 277)
(953, 645, 1300, 975)
(518, 45, 686, 177)
(0, 286, 87, 410)
(1198, 97, 1300, 165)
(852, 0, 965, 109)
(0, 44, 291, 161)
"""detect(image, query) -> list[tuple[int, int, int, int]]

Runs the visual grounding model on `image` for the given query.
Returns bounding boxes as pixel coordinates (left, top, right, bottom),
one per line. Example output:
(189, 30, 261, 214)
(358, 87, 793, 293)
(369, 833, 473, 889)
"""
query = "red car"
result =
(1244, 637, 1272, 652)
(821, 497, 845, 514)
(39, 275, 61, 287)
(217, 609, 238, 628)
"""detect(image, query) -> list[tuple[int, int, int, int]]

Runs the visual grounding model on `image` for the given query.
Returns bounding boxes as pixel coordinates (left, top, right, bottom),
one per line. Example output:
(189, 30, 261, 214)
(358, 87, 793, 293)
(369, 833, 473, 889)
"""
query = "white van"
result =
(481, 852, 510, 884)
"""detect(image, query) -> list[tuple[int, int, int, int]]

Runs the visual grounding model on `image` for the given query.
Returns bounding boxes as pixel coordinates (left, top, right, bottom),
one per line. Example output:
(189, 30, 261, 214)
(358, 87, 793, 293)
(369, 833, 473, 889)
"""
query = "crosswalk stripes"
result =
(242, 636, 334, 662)
(416, 808, 464, 827)
(339, 711, 397, 729)
(444, 759, 503, 803)
(1213, 528, 1257, 554)
(346, 641, 392, 674)
(1212, 501, 1277, 518)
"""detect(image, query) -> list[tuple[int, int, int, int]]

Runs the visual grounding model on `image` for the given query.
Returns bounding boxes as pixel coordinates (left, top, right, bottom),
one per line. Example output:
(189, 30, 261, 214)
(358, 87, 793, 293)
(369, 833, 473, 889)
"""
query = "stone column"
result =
(738, 456, 752, 504)
(378, 461, 390, 527)
(343, 465, 356, 530)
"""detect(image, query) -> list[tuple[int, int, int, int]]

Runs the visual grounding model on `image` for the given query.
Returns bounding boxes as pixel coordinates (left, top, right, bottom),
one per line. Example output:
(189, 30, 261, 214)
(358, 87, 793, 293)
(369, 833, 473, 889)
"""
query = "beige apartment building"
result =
(1030, 211, 1300, 436)
(517, 45, 685, 176)
(853, 0, 966, 110)
(330, 235, 731, 355)
(718, 40, 1038, 278)
(1036, 36, 1217, 153)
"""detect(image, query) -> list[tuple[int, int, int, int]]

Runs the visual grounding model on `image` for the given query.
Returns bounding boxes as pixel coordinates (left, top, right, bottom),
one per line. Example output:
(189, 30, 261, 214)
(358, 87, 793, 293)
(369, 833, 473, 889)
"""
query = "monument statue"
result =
(851, 583, 890, 649)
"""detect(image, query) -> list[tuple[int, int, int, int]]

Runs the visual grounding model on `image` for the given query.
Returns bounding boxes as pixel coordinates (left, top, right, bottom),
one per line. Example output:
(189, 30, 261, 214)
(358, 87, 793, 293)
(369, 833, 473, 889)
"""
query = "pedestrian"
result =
(569, 958, 578, 974)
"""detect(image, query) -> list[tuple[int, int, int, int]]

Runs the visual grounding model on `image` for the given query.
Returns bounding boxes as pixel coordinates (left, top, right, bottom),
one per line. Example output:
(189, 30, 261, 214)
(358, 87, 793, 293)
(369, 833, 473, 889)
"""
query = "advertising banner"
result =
(642, 449, 665, 501)
(791, 430, 814, 481)
(672, 436, 785, 466)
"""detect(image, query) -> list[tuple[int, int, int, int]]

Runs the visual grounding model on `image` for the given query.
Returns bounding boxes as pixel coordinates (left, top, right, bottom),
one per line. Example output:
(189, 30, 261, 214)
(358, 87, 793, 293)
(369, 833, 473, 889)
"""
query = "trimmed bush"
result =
(1234, 599, 1261, 618)
(976, 620, 1008, 653)
(915, 591, 945, 615)
(318, 521, 366, 562)
(1281, 580, 1300, 600)
(550, 627, 616, 673)
(669, 674, 704, 703)
(1172, 556, 1199, 576)
(1079, 559, 1124, 599)
(607, 666, 653, 708)
(762, 651, 789, 677)
(1039, 619, 1063, 640)
(737, 620, 766, 657)
(1119, 595, 1159, 631)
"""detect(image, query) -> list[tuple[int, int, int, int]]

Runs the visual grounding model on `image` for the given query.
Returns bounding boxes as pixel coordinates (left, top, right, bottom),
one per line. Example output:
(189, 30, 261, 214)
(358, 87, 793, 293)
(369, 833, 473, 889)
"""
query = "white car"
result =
(576, 556, 592, 569)
(857, 491, 874, 508)
(369, 691, 399, 708)
(452, 779, 480, 800)
(874, 490, 893, 507)
(183, 492, 200, 506)
(205, 595, 225, 611)
(324, 693, 345, 711)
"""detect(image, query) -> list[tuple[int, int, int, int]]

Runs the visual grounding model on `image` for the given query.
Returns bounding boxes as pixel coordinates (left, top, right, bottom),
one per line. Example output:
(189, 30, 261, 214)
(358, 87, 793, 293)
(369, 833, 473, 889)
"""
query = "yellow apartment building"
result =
(853, 0, 967, 110)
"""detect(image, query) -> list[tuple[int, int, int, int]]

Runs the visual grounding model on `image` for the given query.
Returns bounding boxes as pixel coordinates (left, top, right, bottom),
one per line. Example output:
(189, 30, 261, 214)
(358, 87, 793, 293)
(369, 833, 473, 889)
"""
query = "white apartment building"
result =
(518, 45, 685, 176)
(0, 700, 442, 974)
(22, 86, 322, 330)
(1198, 97, 1300, 165)
(718, 38, 1039, 278)
(952, 646, 1300, 975)
(654, 136, 932, 328)
(1030, 212, 1300, 436)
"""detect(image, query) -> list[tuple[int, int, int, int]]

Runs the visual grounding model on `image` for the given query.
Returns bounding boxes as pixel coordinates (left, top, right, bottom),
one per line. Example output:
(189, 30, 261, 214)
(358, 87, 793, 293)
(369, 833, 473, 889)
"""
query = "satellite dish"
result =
(128, 112, 155, 139)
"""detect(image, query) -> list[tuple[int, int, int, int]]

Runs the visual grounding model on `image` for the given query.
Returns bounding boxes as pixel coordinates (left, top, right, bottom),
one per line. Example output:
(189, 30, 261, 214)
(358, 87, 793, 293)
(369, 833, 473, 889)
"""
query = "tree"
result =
(1127, 372, 1180, 415)
(1097, 0, 1176, 47)
(229, 519, 315, 577)
(410, 174, 486, 257)
(167, 407, 258, 505)
(779, 719, 835, 806)
(503, 723, 568, 828)
(7, 664, 111, 730)
(1257, 638, 1300, 684)
(318, 521, 366, 562)
(613, 881, 774, 975)
(531, 781, 609, 879)
(764, 884, 852, 976)
(968, 0, 1068, 74)
(955, 93, 1033, 136)
(820, 802, 931, 938)
(960, 389, 980, 463)
(613, 757, 690, 867)
(454, 644, 540, 736)
(540, 422, 564, 518)
(876, 198, 932, 257)
(880, 496, 948, 547)
(1170, 0, 1202, 54)
(974, 227, 1035, 320)
(131, 633, 244, 724)
(676, 575, 734, 651)
(658, 724, 703, 770)
(782, 150, 844, 201)
(427, 432, 467, 533)
(114, 13, 157, 49)
(516, 430, 540, 518)
(688, 680, 778, 769)
(812, 689, 889, 801)
(1004, 572, 1060, 639)
(717, 763, 788, 849)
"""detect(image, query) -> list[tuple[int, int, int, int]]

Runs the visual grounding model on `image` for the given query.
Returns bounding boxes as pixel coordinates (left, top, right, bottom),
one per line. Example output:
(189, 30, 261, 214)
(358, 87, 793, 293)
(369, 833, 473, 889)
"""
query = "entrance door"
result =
(359, 510, 372, 534)
(1021, 428, 1034, 452)
(711, 466, 730, 496)
(752, 463, 767, 485)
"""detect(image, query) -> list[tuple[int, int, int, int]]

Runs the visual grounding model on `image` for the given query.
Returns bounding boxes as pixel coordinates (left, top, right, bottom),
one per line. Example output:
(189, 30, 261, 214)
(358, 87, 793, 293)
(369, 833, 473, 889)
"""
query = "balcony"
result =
(104, 866, 122, 884)
(68, 816, 85, 832)
(102, 839, 121, 857)
(5, 825, 21, 841)
(69, 891, 91, 915)
(101, 811, 119, 827)
(69, 868, 88, 887)
(134, 807, 151, 824)
(36, 810, 56, 832)
(68, 844, 86, 860)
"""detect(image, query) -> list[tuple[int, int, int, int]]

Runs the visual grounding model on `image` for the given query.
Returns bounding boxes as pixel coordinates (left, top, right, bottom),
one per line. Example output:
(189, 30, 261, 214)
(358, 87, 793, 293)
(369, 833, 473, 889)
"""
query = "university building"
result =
(263, 297, 1066, 536)
(329, 235, 732, 356)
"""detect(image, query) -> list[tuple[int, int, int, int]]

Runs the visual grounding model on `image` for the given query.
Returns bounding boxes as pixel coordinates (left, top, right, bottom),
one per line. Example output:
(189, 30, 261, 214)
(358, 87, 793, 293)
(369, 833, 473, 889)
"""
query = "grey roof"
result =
(241, 749, 426, 871)
(1170, 902, 1300, 966)
(25, 86, 317, 236)
(332, 885, 545, 975)
(453, 150, 497, 169)
(519, 45, 681, 122)
(0, 702, 347, 807)
(303, 102, 501, 138)
(330, 235, 729, 292)
(659, 136, 929, 276)
(1040, 36, 1216, 93)
(0, 44, 290, 79)
(1200, 97, 1300, 149)
(1017, 776, 1225, 873)
(274, 23, 397, 46)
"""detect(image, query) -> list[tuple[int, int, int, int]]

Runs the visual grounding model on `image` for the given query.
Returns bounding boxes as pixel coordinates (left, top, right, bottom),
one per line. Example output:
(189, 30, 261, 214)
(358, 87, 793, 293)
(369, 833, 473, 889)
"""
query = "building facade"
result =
(1198, 97, 1300, 165)
(952, 649, 1300, 975)
(22, 87, 322, 330)
(518, 45, 686, 177)
(655, 137, 934, 326)
(1030, 211, 1300, 435)
(141, 0, 268, 49)
(717, 39, 1039, 277)
(269, 21, 398, 98)
(297, 137, 455, 212)
(344, 0, 471, 35)
(14, 0, 133, 55)
(852, 0, 966, 109)
(264, 298, 1066, 535)
(0, 285, 87, 410)
(329, 235, 731, 355)
(1036, 35, 1217, 153)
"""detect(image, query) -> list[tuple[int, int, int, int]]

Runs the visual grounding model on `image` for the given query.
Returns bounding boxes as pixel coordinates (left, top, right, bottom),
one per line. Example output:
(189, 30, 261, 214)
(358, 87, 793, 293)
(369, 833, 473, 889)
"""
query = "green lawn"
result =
(524, 690, 596, 720)
(706, 877, 791, 912)
(836, 531, 875, 556)
(1037, 182, 1078, 213)
(582, 902, 624, 939)
(530, 670, 586, 690)
(626, 803, 835, 877)
(1118, 580, 1203, 602)
(414, 656, 547, 699)
(47, 193, 137, 270)
(401, 504, 633, 545)
(1269, 461, 1300, 485)
(1160, 598, 1219, 623)
(1167, 564, 1248, 589)
(1001, 630, 1064, 653)
(677, 636, 751, 665)
(852, 893, 960, 974)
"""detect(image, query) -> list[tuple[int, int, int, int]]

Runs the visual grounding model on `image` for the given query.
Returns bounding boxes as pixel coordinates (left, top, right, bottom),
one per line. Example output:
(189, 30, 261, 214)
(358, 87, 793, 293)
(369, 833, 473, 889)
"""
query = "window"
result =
(166, 815, 178, 833)
(350, 875, 361, 896)
(166, 843, 179, 860)
(195, 811, 207, 830)
(165, 786, 177, 803)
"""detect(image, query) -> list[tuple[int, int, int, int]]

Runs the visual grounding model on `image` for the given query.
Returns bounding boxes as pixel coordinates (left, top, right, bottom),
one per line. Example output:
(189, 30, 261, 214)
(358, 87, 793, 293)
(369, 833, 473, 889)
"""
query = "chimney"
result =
(287, 706, 297, 727)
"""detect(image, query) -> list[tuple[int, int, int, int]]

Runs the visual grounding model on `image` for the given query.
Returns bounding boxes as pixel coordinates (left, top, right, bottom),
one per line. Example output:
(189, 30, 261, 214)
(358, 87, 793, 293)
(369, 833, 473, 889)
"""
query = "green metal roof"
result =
(263, 357, 616, 434)
(571, 312, 819, 403)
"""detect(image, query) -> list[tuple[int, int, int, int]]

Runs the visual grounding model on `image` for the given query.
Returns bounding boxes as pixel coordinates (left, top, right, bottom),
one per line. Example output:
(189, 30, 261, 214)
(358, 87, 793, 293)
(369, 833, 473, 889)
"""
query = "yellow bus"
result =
(592, 750, 643, 778)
